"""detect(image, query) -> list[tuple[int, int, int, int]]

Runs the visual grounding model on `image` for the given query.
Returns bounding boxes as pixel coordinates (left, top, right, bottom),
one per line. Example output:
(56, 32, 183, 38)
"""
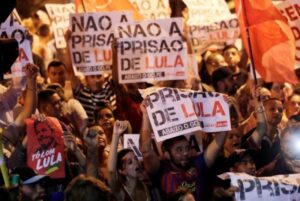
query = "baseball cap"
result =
(11, 167, 47, 185)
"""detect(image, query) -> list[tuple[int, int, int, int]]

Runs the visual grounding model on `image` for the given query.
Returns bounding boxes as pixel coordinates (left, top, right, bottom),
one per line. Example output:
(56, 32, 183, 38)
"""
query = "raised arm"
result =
(14, 63, 38, 127)
(107, 121, 128, 194)
(63, 130, 86, 169)
(204, 131, 227, 167)
(84, 128, 100, 178)
(247, 87, 267, 147)
(63, 30, 81, 91)
(139, 100, 160, 174)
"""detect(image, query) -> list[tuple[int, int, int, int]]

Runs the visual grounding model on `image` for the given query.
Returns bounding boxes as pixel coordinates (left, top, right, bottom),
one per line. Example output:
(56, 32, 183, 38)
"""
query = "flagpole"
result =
(81, 0, 86, 12)
(242, 0, 258, 86)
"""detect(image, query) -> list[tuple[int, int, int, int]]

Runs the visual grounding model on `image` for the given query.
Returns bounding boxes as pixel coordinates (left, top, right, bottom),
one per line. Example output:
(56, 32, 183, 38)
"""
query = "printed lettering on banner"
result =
(224, 172, 300, 201)
(116, 18, 188, 83)
(123, 134, 143, 159)
(45, 3, 75, 48)
(26, 117, 65, 179)
(183, 0, 231, 26)
(140, 87, 231, 142)
(124, 133, 203, 157)
(0, 10, 33, 79)
(275, 0, 300, 69)
(188, 14, 240, 54)
(129, 0, 170, 19)
(69, 11, 133, 75)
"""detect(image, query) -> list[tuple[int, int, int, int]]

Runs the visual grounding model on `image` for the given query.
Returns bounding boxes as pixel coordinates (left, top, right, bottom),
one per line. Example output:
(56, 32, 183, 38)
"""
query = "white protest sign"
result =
(0, 10, 33, 78)
(123, 134, 143, 159)
(116, 18, 188, 83)
(226, 172, 300, 201)
(129, 0, 170, 19)
(275, 0, 300, 69)
(140, 87, 231, 142)
(124, 133, 203, 158)
(188, 14, 240, 54)
(183, 0, 231, 26)
(69, 11, 133, 75)
(45, 3, 75, 49)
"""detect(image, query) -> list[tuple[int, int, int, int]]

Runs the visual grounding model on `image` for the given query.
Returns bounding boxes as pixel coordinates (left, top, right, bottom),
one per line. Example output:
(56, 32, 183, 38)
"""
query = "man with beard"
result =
(139, 103, 227, 201)
(211, 67, 238, 96)
(34, 119, 58, 152)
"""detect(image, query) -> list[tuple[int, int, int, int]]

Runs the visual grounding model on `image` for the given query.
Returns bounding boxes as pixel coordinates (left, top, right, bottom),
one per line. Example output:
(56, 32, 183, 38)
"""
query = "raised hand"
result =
(113, 120, 128, 138)
(25, 63, 39, 80)
(63, 131, 77, 151)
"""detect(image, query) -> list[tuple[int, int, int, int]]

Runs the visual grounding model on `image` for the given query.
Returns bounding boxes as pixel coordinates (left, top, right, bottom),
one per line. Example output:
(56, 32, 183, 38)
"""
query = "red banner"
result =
(26, 117, 65, 179)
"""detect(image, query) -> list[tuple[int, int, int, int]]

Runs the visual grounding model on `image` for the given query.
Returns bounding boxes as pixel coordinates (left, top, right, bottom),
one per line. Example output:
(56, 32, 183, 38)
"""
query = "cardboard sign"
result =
(26, 117, 65, 179)
(183, 0, 231, 26)
(123, 134, 143, 159)
(123, 133, 203, 158)
(45, 3, 75, 48)
(69, 11, 133, 75)
(0, 10, 33, 79)
(224, 173, 300, 201)
(116, 18, 188, 83)
(188, 14, 240, 54)
(275, 0, 300, 69)
(129, 0, 170, 19)
(140, 87, 231, 142)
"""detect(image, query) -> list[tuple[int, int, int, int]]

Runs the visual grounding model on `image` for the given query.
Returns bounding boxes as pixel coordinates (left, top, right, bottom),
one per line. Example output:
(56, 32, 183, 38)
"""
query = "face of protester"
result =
(85, 75, 105, 92)
(48, 65, 66, 87)
(206, 54, 227, 76)
(89, 125, 107, 149)
(223, 47, 240, 67)
(270, 83, 286, 101)
(167, 139, 192, 170)
(35, 122, 55, 149)
(49, 93, 64, 118)
(224, 129, 242, 157)
(263, 100, 283, 127)
(119, 151, 142, 179)
(217, 76, 235, 95)
(230, 155, 257, 176)
(97, 108, 115, 132)
(21, 181, 46, 201)
(286, 94, 300, 118)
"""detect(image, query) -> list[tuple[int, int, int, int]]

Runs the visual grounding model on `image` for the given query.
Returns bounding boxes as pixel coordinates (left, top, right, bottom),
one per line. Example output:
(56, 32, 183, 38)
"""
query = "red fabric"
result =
(26, 117, 65, 179)
(117, 97, 142, 134)
(235, 0, 298, 84)
(75, 0, 142, 20)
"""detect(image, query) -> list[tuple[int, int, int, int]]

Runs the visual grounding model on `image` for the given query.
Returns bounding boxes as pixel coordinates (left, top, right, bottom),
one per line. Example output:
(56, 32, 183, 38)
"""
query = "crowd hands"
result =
(1, 3, 300, 201)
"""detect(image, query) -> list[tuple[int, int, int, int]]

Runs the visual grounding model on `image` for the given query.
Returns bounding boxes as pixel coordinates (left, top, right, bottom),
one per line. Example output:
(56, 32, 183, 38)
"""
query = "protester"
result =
(12, 167, 48, 201)
(139, 100, 227, 200)
(64, 175, 111, 201)
(1, 1, 300, 201)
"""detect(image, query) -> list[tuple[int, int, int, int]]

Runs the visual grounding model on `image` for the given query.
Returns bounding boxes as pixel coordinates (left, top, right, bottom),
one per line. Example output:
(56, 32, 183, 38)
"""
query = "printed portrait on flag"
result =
(26, 117, 65, 179)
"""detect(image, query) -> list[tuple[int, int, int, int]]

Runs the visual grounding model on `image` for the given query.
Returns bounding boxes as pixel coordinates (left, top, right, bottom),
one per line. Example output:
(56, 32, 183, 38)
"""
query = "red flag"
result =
(235, 0, 298, 84)
(75, 0, 143, 20)
(26, 117, 65, 179)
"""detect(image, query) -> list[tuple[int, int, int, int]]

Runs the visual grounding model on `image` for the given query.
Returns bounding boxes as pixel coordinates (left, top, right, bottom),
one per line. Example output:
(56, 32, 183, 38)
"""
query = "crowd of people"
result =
(0, 0, 300, 201)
